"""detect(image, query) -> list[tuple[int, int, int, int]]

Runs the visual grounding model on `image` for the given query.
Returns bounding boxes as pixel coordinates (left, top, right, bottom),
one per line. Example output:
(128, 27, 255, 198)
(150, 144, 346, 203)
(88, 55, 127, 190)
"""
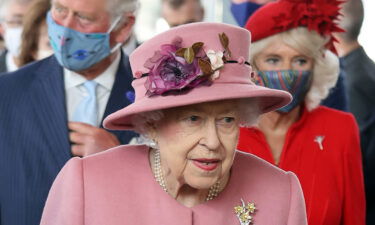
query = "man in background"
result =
(335, 0, 375, 128)
(161, 0, 204, 27)
(0, 0, 138, 224)
(334, 0, 375, 224)
(0, 0, 32, 73)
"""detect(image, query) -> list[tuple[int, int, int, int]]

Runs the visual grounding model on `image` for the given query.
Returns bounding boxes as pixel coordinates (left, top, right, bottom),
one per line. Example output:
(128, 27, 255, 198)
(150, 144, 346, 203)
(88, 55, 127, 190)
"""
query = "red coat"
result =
(238, 106, 365, 225)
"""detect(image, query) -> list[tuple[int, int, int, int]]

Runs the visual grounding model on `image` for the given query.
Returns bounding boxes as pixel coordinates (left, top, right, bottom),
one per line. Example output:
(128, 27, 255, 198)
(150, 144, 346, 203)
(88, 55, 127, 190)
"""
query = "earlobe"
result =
(146, 123, 160, 149)
(145, 121, 158, 141)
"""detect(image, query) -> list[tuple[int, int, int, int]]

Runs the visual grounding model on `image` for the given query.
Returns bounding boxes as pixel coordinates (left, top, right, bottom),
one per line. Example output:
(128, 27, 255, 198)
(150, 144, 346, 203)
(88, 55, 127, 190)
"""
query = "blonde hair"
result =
(250, 27, 339, 111)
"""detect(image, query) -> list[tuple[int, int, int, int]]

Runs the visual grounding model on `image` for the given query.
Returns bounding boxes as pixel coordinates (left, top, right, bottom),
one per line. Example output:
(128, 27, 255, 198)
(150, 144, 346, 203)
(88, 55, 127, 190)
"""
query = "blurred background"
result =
(134, 0, 374, 61)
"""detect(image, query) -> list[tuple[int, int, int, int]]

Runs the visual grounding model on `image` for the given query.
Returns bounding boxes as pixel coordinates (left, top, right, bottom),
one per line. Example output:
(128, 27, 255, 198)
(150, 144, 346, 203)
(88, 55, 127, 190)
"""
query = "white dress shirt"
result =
(122, 34, 138, 56)
(64, 52, 120, 127)
(6, 52, 19, 72)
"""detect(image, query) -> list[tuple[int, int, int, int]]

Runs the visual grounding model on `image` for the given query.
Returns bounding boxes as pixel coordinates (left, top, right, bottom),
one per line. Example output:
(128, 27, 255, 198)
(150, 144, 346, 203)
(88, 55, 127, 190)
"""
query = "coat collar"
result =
(30, 56, 71, 162)
(27, 53, 134, 162)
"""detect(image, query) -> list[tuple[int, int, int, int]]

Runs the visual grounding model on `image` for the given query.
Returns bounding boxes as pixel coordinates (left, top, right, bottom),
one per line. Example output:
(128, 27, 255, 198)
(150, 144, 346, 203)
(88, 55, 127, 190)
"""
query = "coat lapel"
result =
(28, 53, 134, 159)
(100, 52, 137, 144)
(29, 56, 71, 164)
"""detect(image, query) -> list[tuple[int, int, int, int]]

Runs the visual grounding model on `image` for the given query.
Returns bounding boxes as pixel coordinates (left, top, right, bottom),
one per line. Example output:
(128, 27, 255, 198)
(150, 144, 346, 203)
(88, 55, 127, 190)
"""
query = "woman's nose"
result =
(199, 122, 220, 150)
(279, 61, 292, 70)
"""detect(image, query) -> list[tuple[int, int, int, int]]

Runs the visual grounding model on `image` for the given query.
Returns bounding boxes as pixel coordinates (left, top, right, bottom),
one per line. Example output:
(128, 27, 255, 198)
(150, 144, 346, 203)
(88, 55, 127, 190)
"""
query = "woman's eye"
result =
(217, 117, 236, 127)
(188, 115, 199, 122)
(295, 58, 307, 65)
(265, 57, 279, 64)
(183, 115, 201, 124)
(223, 117, 235, 123)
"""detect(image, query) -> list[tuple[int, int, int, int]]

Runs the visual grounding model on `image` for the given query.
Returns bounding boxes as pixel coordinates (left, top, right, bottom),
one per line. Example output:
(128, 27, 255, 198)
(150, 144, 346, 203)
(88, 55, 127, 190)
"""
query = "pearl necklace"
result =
(153, 149, 221, 201)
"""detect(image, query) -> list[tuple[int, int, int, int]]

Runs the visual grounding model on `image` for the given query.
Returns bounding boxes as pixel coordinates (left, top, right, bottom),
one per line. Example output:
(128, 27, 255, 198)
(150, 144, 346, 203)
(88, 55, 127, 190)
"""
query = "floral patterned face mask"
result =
(255, 70, 312, 113)
(47, 11, 122, 71)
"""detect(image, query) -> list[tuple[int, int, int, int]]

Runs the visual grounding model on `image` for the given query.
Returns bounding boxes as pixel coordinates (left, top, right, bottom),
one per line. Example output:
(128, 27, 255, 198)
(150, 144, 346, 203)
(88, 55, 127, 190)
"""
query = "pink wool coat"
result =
(41, 145, 307, 225)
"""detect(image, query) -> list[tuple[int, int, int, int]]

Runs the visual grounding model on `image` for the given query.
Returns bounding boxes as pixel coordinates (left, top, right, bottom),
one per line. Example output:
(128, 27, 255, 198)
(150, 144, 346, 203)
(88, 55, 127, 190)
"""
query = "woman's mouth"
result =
(192, 158, 220, 171)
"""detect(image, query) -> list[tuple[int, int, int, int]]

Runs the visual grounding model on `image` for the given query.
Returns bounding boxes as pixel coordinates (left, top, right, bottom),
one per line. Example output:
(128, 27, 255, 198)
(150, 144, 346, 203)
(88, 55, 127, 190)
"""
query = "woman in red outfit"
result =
(238, 0, 366, 224)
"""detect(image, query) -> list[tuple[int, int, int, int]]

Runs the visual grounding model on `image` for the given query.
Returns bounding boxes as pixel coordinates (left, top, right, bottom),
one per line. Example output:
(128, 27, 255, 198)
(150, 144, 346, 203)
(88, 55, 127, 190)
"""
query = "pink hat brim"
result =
(104, 70, 291, 130)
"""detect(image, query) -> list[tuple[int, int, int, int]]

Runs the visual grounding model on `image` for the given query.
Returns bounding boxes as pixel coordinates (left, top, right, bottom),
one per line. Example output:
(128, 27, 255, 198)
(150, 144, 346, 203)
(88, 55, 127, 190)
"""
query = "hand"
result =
(68, 122, 120, 157)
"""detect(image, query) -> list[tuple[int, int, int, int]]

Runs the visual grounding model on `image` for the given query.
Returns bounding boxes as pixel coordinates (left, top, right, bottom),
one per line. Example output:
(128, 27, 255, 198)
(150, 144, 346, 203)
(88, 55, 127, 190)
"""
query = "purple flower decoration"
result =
(144, 37, 208, 96)
(143, 33, 232, 96)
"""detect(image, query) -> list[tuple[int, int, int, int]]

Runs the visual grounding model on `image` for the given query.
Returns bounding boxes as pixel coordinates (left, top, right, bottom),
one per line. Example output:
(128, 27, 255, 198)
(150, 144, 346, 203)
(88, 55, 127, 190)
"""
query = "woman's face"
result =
(153, 100, 240, 190)
(254, 39, 314, 71)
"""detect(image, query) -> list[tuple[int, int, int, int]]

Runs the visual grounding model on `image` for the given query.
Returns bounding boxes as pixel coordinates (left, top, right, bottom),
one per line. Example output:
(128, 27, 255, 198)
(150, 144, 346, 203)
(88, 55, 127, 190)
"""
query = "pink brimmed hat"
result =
(104, 22, 292, 130)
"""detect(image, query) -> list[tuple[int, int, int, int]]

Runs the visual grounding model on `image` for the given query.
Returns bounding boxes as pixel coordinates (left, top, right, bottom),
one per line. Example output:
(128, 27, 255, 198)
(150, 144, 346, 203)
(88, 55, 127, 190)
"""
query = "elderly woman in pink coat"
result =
(41, 22, 307, 225)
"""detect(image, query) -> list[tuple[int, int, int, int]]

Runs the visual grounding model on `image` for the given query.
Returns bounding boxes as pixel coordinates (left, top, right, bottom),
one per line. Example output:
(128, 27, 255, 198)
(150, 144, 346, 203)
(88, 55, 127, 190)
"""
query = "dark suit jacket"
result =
(0, 50, 7, 74)
(0, 54, 137, 225)
(341, 46, 375, 225)
(342, 46, 375, 130)
(321, 71, 348, 111)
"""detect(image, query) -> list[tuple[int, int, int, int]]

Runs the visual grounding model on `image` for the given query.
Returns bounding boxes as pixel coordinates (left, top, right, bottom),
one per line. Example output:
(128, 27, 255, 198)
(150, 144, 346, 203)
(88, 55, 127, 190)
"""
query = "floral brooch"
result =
(234, 199, 256, 225)
(142, 33, 232, 96)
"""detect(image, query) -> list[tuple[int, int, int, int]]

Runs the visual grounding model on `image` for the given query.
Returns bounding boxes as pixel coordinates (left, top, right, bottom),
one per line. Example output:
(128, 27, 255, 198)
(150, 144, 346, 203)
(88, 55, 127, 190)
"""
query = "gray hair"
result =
(338, 0, 364, 42)
(250, 27, 339, 111)
(130, 98, 260, 146)
(0, 0, 32, 21)
(106, 0, 139, 23)
(48, 0, 139, 24)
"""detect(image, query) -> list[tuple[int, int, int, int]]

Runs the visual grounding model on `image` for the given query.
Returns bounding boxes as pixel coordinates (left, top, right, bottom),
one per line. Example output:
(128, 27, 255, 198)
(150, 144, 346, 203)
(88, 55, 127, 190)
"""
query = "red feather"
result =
(272, 0, 345, 54)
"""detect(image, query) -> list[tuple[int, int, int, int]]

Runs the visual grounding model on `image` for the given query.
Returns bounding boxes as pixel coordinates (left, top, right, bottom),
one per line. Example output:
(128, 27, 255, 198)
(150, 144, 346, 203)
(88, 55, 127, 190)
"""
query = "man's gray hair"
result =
(339, 0, 364, 42)
(107, 0, 139, 22)
(0, 0, 32, 21)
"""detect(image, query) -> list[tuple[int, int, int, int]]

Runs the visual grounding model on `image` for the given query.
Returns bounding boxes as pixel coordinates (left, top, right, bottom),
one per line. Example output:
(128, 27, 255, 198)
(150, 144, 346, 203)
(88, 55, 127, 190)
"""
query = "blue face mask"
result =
(255, 70, 312, 113)
(230, 1, 262, 27)
(46, 12, 122, 71)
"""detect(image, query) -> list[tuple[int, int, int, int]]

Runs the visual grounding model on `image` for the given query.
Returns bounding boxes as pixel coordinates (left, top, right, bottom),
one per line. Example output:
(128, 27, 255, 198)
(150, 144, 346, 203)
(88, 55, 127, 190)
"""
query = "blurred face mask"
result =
(46, 11, 122, 71)
(255, 70, 312, 113)
(3, 26, 23, 57)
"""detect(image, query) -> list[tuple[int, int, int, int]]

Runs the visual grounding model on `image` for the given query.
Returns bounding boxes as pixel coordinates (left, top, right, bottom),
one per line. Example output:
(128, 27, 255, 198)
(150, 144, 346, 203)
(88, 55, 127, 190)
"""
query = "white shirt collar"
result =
(122, 34, 138, 56)
(64, 51, 121, 90)
(5, 52, 19, 72)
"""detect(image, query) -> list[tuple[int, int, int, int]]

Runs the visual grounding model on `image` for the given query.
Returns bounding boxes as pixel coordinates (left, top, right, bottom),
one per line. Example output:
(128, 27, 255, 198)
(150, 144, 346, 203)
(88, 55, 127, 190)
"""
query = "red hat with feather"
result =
(244, 0, 345, 54)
